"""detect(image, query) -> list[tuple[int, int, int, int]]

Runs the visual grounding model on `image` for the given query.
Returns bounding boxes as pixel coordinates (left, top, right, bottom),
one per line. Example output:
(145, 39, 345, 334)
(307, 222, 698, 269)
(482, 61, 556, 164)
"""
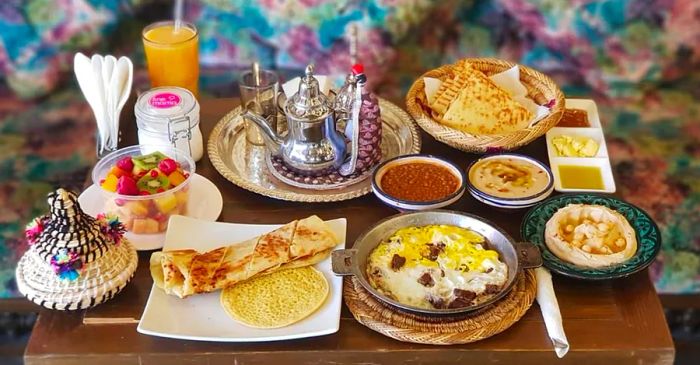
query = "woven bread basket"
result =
(405, 58, 565, 153)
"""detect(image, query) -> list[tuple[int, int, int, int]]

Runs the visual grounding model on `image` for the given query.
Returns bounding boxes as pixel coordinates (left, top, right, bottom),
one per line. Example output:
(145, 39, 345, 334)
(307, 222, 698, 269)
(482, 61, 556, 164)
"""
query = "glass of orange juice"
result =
(142, 21, 199, 98)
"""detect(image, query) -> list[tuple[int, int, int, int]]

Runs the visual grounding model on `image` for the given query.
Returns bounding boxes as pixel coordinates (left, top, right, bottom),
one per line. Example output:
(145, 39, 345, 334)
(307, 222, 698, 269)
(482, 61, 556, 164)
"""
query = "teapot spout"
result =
(242, 111, 283, 154)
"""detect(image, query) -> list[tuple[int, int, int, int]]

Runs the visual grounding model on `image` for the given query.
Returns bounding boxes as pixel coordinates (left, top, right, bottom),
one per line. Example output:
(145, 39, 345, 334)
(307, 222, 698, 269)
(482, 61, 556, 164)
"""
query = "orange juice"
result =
(142, 22, 199, 97)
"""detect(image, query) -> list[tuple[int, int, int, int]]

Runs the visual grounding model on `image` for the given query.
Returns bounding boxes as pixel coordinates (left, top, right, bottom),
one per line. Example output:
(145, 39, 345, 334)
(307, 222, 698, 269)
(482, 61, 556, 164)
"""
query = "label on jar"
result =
(149, 93, 181, 109)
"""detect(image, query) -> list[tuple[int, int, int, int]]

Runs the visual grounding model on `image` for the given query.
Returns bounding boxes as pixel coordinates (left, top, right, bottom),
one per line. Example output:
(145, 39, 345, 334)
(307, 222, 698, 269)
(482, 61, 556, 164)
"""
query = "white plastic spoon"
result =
(102, 55, 116, 147)
(74, 53, 107, 155)
(112, 57, 134, 146)
(91, 55, 109, 154)
(109, 60, 125, 148)
(102, 56, 116, 91)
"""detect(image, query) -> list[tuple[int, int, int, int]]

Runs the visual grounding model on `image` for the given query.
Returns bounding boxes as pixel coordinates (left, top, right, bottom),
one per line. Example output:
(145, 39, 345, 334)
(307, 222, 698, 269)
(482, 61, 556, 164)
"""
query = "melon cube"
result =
(121, 216, 134, 231)
(154, 194, 178, 213)
(132, 218, 159, 234)
(168, 170, 186, 187)
(174, 190, 189, 205)
(124, 200, 149, 217)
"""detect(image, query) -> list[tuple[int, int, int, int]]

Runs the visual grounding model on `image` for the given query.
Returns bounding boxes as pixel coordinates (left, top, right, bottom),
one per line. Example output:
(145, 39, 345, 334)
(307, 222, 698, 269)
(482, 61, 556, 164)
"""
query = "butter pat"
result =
(552, 135, 599, 157)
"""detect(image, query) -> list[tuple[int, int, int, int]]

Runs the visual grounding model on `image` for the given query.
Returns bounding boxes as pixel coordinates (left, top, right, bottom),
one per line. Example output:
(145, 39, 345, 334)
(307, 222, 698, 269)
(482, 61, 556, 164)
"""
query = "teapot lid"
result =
(286, 64, 332, 120)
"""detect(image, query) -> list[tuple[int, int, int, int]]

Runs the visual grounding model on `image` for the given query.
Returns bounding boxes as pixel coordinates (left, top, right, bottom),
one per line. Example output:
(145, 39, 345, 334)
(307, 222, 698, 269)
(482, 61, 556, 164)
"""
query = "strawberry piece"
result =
(149, 169, 159, 178)
(116, 176, 139, 196)
(139, 190, 151, 196)
(158, 158, 178, 175)
(154, 212, 167, 222)
(116, 157, 134, 172)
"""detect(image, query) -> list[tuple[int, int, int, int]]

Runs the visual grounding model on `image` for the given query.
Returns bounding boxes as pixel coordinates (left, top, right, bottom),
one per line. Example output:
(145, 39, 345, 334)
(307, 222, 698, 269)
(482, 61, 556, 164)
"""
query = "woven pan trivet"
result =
(344, 269, 536, 345)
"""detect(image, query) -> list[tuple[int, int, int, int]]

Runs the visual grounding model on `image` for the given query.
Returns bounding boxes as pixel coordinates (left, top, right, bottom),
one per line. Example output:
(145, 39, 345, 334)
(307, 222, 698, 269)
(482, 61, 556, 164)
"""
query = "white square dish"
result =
(564, 99, 601, 128)
(550, 157, 616, 193)
(137, 215, 346, 342)
(546, 127, 609, 159)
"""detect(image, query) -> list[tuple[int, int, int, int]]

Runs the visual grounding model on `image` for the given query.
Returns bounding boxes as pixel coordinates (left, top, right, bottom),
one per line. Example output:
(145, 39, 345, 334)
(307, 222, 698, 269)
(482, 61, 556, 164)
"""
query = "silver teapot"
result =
(243, 65, 357, 176)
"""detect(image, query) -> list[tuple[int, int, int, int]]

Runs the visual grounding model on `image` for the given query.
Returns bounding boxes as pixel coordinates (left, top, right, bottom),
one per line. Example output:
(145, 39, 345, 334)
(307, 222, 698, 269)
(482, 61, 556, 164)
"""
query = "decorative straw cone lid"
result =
(15, 189, 138, 310)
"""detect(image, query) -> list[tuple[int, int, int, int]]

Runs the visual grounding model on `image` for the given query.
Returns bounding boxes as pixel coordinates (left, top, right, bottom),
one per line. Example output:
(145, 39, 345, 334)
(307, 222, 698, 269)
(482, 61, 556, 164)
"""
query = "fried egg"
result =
(367, 225, 508, 310)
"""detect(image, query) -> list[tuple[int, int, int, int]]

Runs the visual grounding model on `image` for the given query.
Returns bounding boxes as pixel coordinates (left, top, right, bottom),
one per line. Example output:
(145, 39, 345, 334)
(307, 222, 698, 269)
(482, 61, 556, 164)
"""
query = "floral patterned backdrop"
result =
(0, 0, 698, 297)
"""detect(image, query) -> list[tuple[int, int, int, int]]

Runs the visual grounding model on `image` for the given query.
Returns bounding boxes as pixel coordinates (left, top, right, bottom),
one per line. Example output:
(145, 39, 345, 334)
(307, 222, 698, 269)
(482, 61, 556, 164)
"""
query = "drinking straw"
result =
(252, 62, 261, 112)
(349, 23, 358, 65)
(252, 62, 261, 87)
(174, 0, 184, 32)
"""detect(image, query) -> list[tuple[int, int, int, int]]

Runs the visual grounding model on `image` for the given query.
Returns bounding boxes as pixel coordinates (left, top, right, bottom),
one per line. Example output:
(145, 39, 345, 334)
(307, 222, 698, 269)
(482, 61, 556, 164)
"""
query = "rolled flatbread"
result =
(150, 216, 338, 298)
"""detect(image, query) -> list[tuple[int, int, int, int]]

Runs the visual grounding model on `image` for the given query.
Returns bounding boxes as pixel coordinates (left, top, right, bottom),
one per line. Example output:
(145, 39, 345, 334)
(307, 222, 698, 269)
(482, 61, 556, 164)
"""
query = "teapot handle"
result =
(338, 86, 361, 176)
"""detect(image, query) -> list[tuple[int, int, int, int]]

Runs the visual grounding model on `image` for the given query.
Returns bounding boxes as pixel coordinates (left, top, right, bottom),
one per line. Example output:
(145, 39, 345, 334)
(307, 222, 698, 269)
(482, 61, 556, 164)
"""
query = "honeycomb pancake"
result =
(440, 65, 534, 135)
(220, 266, 329, 328)
(545, 204, 637, 268)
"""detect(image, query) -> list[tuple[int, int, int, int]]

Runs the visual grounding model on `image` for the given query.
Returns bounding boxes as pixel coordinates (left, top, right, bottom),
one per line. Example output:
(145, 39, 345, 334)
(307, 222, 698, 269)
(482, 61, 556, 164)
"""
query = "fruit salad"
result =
(99, 151, 190, 234)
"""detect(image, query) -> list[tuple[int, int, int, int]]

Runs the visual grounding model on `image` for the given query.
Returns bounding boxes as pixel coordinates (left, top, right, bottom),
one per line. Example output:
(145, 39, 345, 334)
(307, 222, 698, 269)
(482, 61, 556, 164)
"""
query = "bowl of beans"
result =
(371, 154, 465, 211)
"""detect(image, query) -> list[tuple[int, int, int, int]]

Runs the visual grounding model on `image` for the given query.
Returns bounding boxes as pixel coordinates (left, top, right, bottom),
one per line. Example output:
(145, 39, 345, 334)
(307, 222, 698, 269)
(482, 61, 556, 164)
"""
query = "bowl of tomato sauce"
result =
(371, 154, 466, 211)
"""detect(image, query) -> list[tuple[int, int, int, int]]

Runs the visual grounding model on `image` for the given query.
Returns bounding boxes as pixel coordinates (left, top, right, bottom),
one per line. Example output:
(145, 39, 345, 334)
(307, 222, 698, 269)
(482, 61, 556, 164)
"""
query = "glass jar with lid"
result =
(134, 86, 203, 161)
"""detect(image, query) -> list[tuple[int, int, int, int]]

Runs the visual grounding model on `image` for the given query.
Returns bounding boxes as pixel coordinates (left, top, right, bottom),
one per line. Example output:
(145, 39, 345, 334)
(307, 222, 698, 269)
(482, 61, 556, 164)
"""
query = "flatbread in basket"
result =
(430, 62, 534, 135)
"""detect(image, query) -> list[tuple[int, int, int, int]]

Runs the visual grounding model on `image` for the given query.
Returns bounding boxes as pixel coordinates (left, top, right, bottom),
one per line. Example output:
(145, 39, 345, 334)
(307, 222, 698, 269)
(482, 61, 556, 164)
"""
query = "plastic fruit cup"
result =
(91, 145, 196, 235)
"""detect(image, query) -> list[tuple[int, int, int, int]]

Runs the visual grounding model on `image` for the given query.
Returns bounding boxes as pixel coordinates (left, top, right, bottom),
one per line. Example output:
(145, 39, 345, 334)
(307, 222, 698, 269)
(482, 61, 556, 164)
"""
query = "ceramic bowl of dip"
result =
(466, 154, 553, 209)
(468, 185, 554, 209)
(372, 154, 465, 211)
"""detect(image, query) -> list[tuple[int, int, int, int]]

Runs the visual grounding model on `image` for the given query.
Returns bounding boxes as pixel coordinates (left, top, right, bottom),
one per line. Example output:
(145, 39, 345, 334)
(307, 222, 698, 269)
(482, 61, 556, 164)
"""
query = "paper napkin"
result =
(535, 267, 570, 358)
(488, 66, 550, 127)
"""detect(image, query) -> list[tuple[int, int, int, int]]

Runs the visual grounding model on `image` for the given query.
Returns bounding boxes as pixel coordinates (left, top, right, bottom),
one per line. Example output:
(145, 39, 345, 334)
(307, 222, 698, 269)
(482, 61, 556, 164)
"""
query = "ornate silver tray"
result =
(208, 98, 422, 202)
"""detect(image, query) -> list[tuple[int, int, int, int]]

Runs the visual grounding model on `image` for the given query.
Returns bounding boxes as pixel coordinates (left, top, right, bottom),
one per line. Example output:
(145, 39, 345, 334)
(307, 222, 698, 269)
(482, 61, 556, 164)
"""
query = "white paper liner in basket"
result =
(16, 240, 138, 310)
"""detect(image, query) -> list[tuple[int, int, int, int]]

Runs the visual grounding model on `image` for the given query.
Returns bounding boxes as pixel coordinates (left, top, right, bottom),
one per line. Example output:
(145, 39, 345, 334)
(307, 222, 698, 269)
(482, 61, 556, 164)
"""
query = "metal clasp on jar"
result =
(167, 116, 193, 155)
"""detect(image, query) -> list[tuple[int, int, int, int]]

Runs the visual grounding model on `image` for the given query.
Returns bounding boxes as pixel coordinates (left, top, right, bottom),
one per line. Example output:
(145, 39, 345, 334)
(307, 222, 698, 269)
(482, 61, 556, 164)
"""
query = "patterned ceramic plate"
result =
(521, 194, 661, 280)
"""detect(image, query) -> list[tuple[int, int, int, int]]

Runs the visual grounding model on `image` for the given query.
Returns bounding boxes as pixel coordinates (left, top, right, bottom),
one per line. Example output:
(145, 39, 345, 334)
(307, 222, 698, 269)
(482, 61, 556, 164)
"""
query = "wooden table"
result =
(24, 98, 674, 365)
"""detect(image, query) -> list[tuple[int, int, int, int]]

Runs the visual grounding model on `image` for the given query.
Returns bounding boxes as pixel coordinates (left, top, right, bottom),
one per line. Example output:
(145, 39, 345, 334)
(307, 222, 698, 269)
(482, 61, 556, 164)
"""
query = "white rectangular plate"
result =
(547, 99, 615, 193)
(137, 215, 346, 342)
